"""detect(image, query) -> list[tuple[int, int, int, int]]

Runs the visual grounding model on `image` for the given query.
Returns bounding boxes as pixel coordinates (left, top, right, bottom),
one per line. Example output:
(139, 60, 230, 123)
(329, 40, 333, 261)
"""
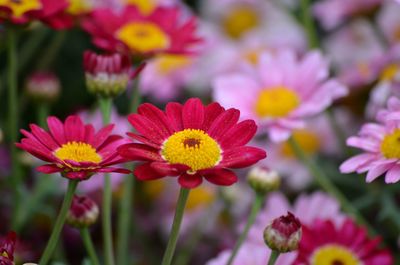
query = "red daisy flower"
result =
(0, 0, 68, 25)
(117, 98, 266, 188)
(82, 5, 201, 57)
(16, 115, 130, 180)
(0, 232, 16, 265)
(295, 218, 393, 265)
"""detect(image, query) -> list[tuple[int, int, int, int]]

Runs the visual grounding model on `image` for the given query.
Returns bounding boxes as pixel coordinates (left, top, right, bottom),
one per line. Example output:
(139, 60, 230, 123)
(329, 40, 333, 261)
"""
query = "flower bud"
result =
(25, 71, 61, 103)
(66, 195, 99, 228)
(247, 166, 280, 194)
(0, 231, 16, 264)
(83, 50, 132, 97)
(263, 212, 302, 253)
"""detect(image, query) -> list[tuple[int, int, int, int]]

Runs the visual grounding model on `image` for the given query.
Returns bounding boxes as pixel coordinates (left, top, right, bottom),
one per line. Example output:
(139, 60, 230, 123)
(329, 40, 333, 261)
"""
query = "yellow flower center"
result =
(357, 62, 370, 78)
(143, 179, 167, 200)
(116, 22, 170, 54)
(126, 0, 156, 15)
(311, 244, 362, 265)
(254, 86, 300, 118)
(155, 54, 192, 75)
(281, 130, 321, 157)
(66, 0, 93, 15)
(379, 64, 399, 82)
(381, 129, 400, 159)
(162, 129, 221, 172)
(54, 141, 102, 163)
(0, 0, 42, 18)
(222, 5, 259, 39)
(186, 186, 215, 211)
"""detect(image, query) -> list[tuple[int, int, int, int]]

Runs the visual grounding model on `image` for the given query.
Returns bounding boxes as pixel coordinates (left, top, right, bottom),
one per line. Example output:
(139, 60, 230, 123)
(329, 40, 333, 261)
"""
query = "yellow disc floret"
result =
(186, 186, 215, 211)
(222, 5, 259, 39)
(66, 0, 93, 15)
(311, 244, 361, 265)
(381, 129, 400, 159)
(54, 141, 102, 163)
(380, 64, 399, 82)
(0, 0, 42, 18)
(116, 22, 170, 54)
(155, 54, 191, 75)
(125, 0, 156, 15)
(281, 130, 321, 157)
(255, 86, 300, 118)
(162, 129, 221, 172)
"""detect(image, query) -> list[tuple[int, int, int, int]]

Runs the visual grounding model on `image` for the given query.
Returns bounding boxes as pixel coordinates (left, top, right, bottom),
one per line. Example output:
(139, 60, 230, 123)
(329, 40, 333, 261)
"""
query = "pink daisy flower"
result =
(340, 97, 400, 183)
(213, 49, 348, 142)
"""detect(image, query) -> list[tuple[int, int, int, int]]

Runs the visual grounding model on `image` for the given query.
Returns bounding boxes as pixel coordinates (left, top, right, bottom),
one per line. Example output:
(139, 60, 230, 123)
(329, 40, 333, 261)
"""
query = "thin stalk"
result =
(161, 188, 191, 265)
(19, 27, 49, 72)
(39, 180, 79, 265)
(37, 31, 66, 70)
(226, 193, 264, 265)
(288, 137, 376, 234)
(37, 104, 50, 129)
(116, 76, 141, 265)
(80, 228, 101, 265)
(99, 96, 115, 265)
(267, 251, 280, 265)
(7, 28, 23, 230)
(326, 109, 350, 156)
(300, 0, 319, 49)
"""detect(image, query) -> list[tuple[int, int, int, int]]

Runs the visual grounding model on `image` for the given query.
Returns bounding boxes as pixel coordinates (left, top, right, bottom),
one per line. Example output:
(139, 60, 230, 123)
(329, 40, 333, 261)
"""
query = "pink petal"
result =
(384, 164, 400, 183)
(30, 124, 59, 150)
(366, 163, 394, 182)
(91, 124, 114, 148)
(36, 164, 63, 174)
(339, 153, 376, 173)
(182, 98, 204, 129)
(64, 115, 85, 142)
(47, 116, 66, 145)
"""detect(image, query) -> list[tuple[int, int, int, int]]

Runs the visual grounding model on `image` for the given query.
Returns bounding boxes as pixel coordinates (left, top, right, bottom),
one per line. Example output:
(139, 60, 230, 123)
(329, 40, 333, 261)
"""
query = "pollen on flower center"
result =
(116, 22, 170, 53)
(381, 129, 400, 159)
(280, 130, 320, 157)
(161, 129, 221, 172)
(155, 54, 191, 75)
(222, 5, 259, 39)
(380, 64, 399, 82)
(311, 244, 361, 265)
(54, 141, 102, 163)
(0, 0, 42, 18)
(254, 86, 300, 118)
(66, 0, 93, 15)
(125, 0, 156, 14)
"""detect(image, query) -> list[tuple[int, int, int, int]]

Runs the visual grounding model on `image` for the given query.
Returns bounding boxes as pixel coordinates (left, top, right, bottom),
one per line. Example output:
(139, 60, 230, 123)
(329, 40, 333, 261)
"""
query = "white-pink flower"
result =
(212, 49, 347, 142)
(341, 97, 400, 183)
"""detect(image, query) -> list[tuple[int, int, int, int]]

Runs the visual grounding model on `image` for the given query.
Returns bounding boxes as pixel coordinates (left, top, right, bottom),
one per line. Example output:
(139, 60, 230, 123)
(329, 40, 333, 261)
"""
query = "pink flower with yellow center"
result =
(0, 0, 68, 25)
(16, 115, 129, 180)
(82, 5, 200, 56)
(340, 97, 400, 183)
(213, 50, 348, 142)
(295, 218, 393, 265)
(117, 98, 266, 188)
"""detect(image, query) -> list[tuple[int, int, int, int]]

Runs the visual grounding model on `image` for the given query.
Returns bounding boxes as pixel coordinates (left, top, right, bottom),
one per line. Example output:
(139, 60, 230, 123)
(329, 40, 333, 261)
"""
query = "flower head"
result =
(340, 97, 400, 183)
(118, 98, 266, 188)
(67, 195, 99, 228)
(83, 50, 135, 97)
(83, 5, 200, 57)
(247, 166, 280, 194)
(295, 218, 393, 265)
(0, 232, 16, 265)
(213, 50, 348, 142)
(264, 212, 302, 253)
(16, 115, 129, 180)
(25, 71, 61, 103)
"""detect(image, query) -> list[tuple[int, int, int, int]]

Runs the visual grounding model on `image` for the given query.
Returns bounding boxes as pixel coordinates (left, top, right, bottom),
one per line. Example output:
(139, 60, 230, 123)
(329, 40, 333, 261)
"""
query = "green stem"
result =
(129, 77, 142, 113)
(80, 228, 101, 265)
(300, 0, 319, 48)
(37, 31, 66, 70)
(37, 104, 50, 129)
(267, 251, 280, 265)
(39, 180, 78, 265)
(161, 188, 191, 265)
(226, 193, 264, 265)
(99, 96, 115, 265)
(7, 28, 23, 230)
(116, 173, 135, 265)
(288, 137, 375, 234)
(326, 109, 351, 156)
(19, 27, 49, 72)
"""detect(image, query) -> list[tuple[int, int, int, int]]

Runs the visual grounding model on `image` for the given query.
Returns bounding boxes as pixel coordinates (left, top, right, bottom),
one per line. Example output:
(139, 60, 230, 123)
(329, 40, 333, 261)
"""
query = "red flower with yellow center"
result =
(0, 0, 68, 25)
(16, 115, 130, 180)
(118, 98, 266, 188)
(295, 218, 393, 265)
(82, 5, 200, 56)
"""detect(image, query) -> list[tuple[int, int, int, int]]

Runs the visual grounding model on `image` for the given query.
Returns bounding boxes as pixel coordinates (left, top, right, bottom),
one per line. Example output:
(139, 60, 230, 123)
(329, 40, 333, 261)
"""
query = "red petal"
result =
(150, 162, 188, 175)
(137, 103, 174, 135)
(134, 163, 166, 180)
(117, 143, 162, 161)
(97, 167, 131, 174)
(202, 169, 238, 186)
(37, 164, 63, 174)
(47, 116, 66, 145)
(126, 132, 160, 149)
(178, 173, 203, 188)
(166, 102, 183, 131)
(182, 98, 204, 129)
(203, 102, 225, 131)
(30, 124, 59, 150)
(91, 124, 114, 148)
(128, 114, 168, 144)
(207, 109, 240, 140)
(84, 124, 95, 143)
(219, 120, 257, 148)
(219, 146, 266, 168)
(64, 115, 85, 142)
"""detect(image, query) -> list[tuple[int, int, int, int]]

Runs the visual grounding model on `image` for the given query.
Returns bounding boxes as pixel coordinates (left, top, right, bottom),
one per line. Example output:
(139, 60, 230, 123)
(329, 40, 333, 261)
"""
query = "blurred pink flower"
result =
(313, 0, 383, 30)
(213, 49, 347, 142)
(340, 97, 400, 183)
(377, 1, 400, 45)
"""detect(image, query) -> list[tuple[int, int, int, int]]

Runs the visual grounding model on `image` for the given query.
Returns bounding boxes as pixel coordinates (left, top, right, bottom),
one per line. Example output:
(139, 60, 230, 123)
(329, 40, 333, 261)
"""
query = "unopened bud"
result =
(25, 71, 61, 103)
(66, 195, 99, 228)
(83, 50, 131, 97)
(247, 166, 280, 194)
(264, 212, 302, 253)
(0, 231, 16, 264)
